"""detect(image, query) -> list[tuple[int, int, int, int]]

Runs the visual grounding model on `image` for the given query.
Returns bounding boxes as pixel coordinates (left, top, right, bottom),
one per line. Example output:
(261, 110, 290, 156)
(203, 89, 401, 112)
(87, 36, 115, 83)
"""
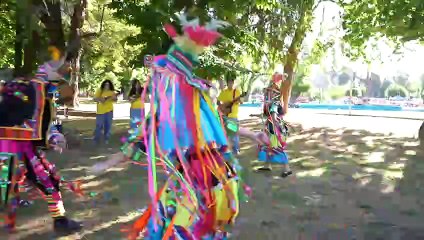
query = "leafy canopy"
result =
(341, 0, 424, 58)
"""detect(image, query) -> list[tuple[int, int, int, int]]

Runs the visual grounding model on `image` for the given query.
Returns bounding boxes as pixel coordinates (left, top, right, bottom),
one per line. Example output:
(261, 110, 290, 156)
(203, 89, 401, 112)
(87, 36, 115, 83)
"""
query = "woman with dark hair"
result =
(93, 80, 117, 144)
(128, 79, 145, 129)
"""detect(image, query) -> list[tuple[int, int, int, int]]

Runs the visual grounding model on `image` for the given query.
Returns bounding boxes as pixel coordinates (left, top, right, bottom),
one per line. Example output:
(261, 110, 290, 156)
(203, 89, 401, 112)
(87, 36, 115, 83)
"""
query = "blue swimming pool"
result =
(241, 103, 424, 112)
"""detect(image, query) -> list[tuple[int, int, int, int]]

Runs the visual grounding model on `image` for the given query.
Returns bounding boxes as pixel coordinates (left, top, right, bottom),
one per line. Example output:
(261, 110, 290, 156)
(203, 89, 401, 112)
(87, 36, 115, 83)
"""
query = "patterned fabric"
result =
(25, 79, 47, 140)
(0, 64, 81, 232)
(0, 127, 33, 140)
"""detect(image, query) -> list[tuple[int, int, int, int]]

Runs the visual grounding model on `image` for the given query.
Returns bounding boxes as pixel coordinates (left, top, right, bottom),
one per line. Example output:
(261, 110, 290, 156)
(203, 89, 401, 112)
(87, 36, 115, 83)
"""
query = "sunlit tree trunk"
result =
(69, 0, 88, 107)
(280, 4, 313, 114)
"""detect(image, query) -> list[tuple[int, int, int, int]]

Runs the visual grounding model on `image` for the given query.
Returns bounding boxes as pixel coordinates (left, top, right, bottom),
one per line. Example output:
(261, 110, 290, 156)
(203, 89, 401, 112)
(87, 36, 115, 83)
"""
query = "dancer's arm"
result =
(238, 127, 269, 145)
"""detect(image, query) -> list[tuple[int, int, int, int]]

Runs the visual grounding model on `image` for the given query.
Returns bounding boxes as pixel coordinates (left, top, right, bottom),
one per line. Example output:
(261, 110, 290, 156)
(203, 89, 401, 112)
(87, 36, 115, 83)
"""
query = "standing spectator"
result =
(93, 80, 117, 144)
(217, 77, 244, 155)
(128, 79, 145, 130)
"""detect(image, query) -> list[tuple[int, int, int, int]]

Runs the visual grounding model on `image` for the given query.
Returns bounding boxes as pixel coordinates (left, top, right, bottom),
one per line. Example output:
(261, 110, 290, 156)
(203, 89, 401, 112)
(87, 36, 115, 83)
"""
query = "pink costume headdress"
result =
(164, 12, 230, 55)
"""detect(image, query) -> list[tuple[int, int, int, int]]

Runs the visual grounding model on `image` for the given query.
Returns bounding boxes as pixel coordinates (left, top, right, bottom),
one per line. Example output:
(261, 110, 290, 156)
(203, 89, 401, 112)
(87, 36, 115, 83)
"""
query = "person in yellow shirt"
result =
(217, 77, 242, 155)
(93, 80, 117, 144)
(128, 79, 145, 129)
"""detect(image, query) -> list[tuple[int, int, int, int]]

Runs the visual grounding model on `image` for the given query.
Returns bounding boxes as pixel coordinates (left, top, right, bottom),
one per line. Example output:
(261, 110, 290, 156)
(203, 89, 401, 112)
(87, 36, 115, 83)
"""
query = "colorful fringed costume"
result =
(0, 55, 83, 233)
(256, 75, 292, 177)
(120, 14, 247, 239)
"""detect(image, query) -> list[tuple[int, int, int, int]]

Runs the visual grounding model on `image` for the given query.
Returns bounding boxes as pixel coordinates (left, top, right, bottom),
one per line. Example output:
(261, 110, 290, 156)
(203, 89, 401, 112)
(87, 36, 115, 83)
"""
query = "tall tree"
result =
(340, 0, 424, 57)
(68, 0, 89, 106)
(340, 0, 424, 140)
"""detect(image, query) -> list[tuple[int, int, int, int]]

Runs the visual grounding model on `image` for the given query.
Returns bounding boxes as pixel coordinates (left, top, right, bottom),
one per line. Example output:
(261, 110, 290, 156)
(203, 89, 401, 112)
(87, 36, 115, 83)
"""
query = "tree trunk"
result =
(365, 69, 372, 97)
(37, 0, 65, 51)
(69, 0, 88, 107)
(419, 121, 424, 146)
(14, 9, 23, 77)
(22, 30, 40, 76)
(279, 4, 313, 114)
(71, 49, 82, 107)
(281, 52, 295, 113)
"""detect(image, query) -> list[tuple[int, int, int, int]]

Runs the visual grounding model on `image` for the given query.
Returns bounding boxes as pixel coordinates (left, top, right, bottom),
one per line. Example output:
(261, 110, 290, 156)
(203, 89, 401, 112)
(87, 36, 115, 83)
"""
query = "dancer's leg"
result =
(281, 164, 292, 178)
(3, 155, 21, 232)
(24, 153, 82, 232)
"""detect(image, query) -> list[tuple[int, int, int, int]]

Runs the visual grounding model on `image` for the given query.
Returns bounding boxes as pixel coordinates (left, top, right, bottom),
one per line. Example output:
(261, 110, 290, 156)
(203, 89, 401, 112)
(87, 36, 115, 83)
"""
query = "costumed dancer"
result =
(92, 13, 260, 239)
(0, 47, 83, 234)
(250, 73, 292, 177)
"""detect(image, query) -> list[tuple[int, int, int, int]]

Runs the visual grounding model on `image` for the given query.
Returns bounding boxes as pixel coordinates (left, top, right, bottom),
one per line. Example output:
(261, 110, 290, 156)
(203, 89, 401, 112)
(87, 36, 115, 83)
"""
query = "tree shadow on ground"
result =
(234, 120, 424, 240)
(5, 119, 424, 240)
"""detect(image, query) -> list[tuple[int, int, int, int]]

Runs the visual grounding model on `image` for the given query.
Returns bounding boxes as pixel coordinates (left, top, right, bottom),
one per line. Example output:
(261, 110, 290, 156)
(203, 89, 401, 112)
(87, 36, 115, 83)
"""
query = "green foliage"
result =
(384, 83, 409, 97)
(340, 0, 424, 59)
(108, 0, 322, 81)
(328, 86, 347, 99)
(292, 77, 311, 97)
(345, 88, 362, 97)
(0, 1, 15, 67)
(291, 63, 311, 97)
(81, 1, 142, 91)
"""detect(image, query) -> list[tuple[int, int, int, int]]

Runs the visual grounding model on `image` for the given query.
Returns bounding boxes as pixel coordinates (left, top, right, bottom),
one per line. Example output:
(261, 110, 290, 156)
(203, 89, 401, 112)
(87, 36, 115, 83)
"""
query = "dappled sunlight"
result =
(82, 179, 107, 189)
(358, 176, 372, 187)
(78, 175, 97, 181)
(383, 170, 403, 180)
(388, 162, 405, 170)
(79, 210, 140, 237)
(115, 122, 130, 127)
(289, 156, 316, 164)
(405, 150, 417, 156)
(72, 208, 99, 220)
(296, 167, 326, 178)
(363, 167, 378, 173)
(90, 155, 106, 160)
(352, 172, 372, 180)
(13, 215, 51, 238)
(362, 151, 385, 163)
(60, 166, 88, 173)
(240, 144, 255, 151)
(106, 166, 127, 172)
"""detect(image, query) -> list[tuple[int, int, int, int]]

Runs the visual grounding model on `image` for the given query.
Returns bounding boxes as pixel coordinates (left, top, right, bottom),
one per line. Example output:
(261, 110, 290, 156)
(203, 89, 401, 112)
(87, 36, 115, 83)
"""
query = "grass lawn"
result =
(3, 119, 424, 240)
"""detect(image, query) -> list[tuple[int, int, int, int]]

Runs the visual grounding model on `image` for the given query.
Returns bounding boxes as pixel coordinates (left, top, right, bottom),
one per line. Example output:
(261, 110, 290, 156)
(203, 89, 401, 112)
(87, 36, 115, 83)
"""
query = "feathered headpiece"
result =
(164, 11, 230, 55)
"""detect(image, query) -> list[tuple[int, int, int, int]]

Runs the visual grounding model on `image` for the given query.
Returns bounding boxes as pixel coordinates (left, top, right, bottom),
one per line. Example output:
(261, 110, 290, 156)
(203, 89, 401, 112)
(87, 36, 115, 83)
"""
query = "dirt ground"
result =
(2, 118, 424, 240)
